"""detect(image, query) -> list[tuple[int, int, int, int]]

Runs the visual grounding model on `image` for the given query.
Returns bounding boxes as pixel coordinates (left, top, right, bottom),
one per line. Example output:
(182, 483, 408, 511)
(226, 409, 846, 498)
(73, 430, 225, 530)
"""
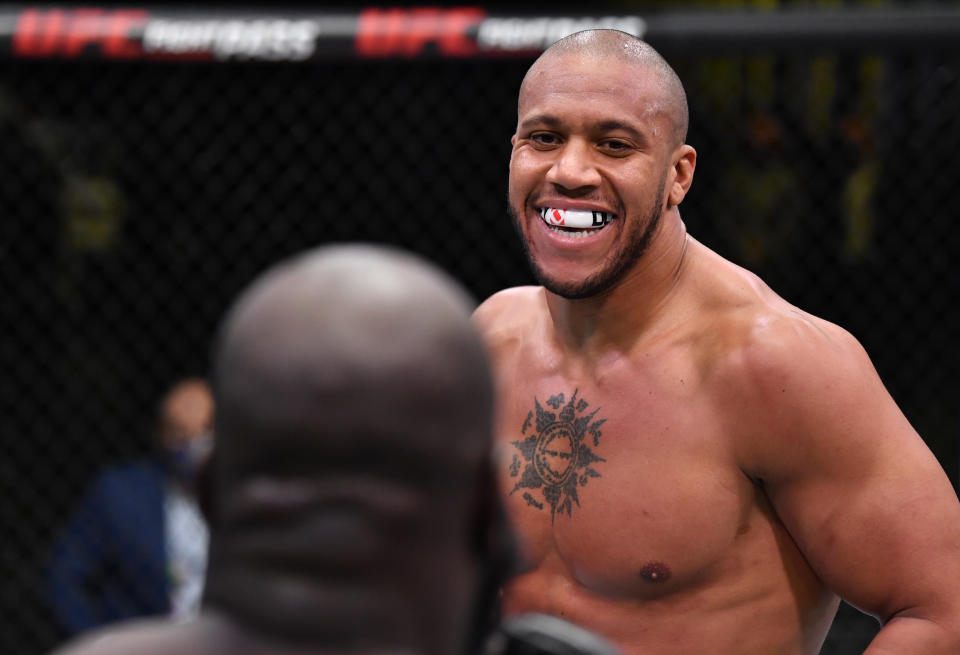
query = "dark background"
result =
(2, 4, 959, 653)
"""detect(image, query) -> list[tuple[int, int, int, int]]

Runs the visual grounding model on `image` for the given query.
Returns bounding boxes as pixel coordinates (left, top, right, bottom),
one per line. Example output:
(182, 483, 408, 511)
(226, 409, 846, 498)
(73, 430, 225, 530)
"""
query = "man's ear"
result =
(668, 145, 697, 208)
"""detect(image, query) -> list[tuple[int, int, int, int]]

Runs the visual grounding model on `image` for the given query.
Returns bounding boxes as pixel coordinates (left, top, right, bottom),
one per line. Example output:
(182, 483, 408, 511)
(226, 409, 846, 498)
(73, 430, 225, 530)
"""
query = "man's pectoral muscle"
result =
(498, 385, 836, 653)
(507, 390, 606, 524)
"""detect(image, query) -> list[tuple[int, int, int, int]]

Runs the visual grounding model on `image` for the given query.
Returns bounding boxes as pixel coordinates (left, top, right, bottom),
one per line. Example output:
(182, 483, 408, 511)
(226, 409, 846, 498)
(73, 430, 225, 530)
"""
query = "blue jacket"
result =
(46, 459, 170, 635)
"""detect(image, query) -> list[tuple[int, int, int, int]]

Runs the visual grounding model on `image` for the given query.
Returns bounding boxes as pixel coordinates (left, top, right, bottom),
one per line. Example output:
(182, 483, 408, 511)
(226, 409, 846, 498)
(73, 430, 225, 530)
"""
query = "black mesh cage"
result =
(2, 4, 959, 653)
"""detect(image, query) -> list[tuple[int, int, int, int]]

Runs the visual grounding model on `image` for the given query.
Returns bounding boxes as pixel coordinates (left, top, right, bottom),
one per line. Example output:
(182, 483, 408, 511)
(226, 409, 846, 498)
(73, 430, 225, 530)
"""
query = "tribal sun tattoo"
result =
(508, 390, 606, 522)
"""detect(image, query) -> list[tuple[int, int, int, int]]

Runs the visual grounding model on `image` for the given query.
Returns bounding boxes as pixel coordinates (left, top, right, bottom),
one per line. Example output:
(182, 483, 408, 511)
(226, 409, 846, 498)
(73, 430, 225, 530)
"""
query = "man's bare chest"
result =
(494, 366, 758, 597)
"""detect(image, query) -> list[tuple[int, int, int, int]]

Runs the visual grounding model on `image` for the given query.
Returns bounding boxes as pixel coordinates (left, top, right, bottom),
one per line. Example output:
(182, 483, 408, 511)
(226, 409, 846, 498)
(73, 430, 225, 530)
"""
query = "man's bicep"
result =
(772, 433, 959, 618)
(754, 349, 960, 622)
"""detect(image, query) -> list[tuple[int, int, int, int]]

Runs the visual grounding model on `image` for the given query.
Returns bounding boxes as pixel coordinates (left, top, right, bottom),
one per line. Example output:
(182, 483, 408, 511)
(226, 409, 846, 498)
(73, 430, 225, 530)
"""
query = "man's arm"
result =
(728, 316, 960, 654)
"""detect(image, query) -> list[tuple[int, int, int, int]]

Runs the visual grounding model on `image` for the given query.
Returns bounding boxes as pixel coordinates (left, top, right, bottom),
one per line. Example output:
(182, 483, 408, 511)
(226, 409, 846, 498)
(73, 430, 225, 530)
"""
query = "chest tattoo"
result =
(508, 389, 606, 522)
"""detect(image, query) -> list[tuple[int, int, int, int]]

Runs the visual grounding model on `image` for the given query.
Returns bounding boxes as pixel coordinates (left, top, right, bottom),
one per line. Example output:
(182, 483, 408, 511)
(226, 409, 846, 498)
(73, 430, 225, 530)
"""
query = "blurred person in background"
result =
(474, 29, 960, 655)
(46, 378, 214, 637)
(49, 244, 517, 655)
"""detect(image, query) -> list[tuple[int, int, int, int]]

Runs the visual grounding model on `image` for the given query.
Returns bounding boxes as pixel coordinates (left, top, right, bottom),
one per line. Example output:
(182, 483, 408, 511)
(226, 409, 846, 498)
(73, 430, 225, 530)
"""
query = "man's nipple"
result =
(638, 561, 671, 583)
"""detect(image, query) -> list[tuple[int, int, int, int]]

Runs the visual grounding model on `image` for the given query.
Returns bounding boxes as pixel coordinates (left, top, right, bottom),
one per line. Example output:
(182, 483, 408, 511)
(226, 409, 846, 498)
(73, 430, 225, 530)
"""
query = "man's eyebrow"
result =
(518, 114, 561, 130)
(595, 120, 647, 144)
(518, 116, 650, 144)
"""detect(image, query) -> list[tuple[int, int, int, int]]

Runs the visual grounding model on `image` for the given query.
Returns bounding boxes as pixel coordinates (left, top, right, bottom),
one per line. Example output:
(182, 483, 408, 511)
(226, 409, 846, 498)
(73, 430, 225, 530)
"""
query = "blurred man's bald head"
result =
(211, 243, 493, 490)
(520, 29, 688, 146)
(202, 244, 497, 653)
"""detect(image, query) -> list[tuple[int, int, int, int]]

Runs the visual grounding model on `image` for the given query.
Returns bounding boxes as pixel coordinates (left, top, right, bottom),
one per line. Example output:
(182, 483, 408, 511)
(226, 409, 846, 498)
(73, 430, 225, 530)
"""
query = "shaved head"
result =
(202, 244, 497, 653)
(520, 29, 688, 146)
(211, 243, 492, 489)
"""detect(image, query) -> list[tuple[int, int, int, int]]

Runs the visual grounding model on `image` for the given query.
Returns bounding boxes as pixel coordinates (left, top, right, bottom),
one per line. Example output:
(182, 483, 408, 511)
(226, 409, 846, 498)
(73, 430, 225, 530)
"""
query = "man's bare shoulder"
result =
(472, 285, 545, 342)
(687, 241, 863, 386)
(685, 241, 878, 422)
(689, 244, 908, 470)
(711, 301, 863, 391)
(709, 300, 869, 412)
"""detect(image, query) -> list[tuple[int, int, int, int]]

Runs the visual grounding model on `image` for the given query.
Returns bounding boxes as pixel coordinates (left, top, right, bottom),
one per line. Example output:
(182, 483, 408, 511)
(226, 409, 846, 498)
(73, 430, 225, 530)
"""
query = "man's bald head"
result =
(520, 29, 689, 147)
(211, 243, 493, 491)
(202, 245, 497, 653)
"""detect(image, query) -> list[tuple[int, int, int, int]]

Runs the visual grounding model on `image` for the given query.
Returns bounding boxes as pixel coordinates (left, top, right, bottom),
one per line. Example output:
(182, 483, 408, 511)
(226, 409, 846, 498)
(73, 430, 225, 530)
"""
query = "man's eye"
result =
(600, 140, 631, 154)
(530, 133, 559, 147)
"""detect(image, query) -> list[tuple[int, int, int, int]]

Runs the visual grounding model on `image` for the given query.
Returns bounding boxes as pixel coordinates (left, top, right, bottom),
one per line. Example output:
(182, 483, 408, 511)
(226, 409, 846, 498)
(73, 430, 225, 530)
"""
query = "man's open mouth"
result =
(538, 207, 615, 237)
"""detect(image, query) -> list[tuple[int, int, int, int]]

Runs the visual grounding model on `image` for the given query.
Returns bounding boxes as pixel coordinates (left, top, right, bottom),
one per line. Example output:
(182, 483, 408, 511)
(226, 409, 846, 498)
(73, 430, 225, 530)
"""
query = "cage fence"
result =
(2, 4, 959, 654)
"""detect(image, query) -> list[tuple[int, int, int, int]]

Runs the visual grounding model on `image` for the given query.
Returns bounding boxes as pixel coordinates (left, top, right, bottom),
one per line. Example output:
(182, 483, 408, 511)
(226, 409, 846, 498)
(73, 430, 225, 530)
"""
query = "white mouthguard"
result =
(539, 207, 612, 228)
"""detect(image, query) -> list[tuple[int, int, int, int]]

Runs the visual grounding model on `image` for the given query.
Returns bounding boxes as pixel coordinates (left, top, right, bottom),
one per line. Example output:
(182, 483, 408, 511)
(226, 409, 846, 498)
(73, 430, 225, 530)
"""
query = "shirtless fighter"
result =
(473, 29, 960, 654)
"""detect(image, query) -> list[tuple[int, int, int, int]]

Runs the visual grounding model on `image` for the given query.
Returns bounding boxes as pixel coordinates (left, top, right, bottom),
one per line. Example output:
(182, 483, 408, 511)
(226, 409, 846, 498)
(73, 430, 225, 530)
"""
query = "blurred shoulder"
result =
(51, 619, 191, 655)
(95, 459, 163, 492)
(50, 614, 263, 655)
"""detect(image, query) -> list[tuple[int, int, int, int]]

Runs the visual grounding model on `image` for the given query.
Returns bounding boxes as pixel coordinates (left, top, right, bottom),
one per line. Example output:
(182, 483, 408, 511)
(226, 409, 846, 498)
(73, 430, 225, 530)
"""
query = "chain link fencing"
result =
(2, 3, 959, 653)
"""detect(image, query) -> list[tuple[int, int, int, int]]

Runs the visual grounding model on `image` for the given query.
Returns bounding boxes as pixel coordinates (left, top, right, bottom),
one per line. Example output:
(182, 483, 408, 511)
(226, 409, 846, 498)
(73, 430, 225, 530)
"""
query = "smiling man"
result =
(473, 29, 960, 655)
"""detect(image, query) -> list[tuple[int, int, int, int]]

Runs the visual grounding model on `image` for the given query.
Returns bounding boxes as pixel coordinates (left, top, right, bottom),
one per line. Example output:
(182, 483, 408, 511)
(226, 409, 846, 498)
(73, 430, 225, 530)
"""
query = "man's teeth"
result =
(546, 224, 597, 238)
(538, 207, 613, 229)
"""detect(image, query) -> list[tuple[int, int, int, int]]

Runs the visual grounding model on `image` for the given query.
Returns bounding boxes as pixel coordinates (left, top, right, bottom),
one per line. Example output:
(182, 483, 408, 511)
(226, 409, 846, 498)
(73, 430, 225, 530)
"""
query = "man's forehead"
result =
(518, 59, 670, 139)
(521, 52, 664, 109)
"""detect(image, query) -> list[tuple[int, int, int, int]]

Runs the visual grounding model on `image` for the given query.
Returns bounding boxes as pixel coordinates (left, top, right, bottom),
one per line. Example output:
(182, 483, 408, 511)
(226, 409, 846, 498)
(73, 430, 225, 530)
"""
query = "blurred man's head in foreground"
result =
(203, 243, 502, 655)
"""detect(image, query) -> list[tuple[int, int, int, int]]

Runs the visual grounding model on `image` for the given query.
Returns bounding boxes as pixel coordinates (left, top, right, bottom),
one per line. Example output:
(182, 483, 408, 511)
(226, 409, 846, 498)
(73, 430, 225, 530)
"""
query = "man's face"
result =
(508, 53, 676, 299)
(160, 381, 214, 449)
(159, 380, 214, 483)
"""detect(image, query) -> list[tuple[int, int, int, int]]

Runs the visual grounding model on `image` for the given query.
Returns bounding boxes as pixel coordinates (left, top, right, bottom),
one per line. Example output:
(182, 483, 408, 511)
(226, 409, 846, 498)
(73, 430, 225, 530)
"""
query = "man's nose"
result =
(545, 140, 602, 192)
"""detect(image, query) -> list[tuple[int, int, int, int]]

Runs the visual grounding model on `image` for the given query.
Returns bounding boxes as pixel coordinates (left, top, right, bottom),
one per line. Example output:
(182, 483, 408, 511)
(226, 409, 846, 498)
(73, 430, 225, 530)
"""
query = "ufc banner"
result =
(0, 7, 645, 61)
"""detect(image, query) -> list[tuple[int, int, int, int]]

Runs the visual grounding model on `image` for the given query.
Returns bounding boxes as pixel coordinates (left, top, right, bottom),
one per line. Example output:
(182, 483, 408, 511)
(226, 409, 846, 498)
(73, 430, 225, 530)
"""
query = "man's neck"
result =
(203, 547, 461, 655)
(183, 609, 422, 655)
(545, 212, 690, 355)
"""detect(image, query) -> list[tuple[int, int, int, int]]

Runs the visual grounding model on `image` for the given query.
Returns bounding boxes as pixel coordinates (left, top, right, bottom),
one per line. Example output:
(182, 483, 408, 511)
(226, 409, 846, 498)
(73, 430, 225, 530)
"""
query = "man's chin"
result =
(533, 267, 614, 300)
